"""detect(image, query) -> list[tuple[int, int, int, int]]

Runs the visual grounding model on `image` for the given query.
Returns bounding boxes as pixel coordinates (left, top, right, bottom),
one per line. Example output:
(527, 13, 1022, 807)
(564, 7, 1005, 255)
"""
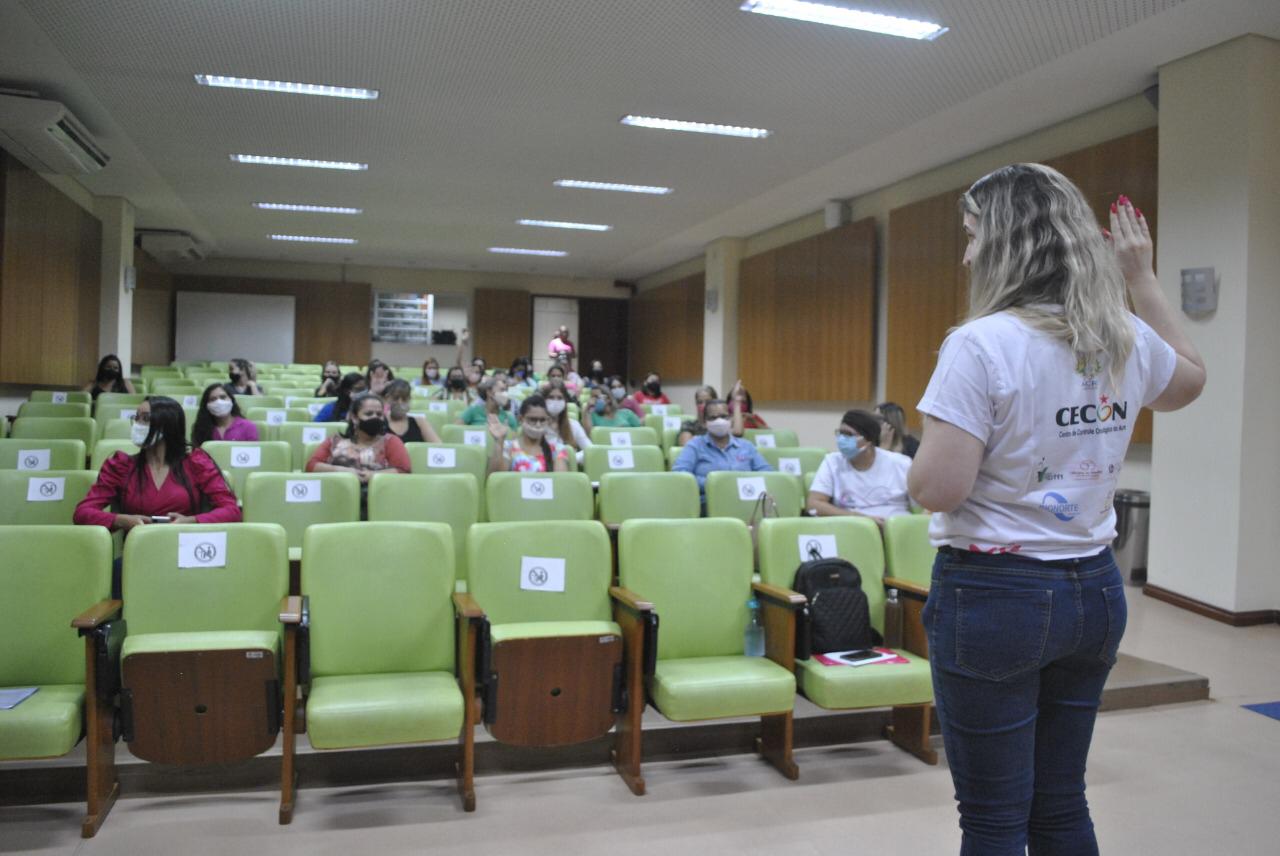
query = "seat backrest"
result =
(467, 520, 612, 625)
(122, 523, 288, 636)
(883, 514, 937, 590)
(403, 443, 486, 517)
(244, 406, 291, 433)
(758, 516, 887, 631)
(441, 423, 493, 451)
(643, 414, 685, 446)
(241, 472, 361, 551)
(367, 474, 479, 586)
(0, 471, 96, 525)
(588, 426, 660, 447)
(744, 428, 800, 449)
(10, 417, 97, 452)
(704, 471, 803, 521)
(303, 522, 456, 677)
(202, 441, 293, 496)
(640, 403, 682, 416)
(597, 472, 700, 525)
(93, 401, 142, 433)
(17, 402, 91, 419)
(30, 390, 93, 405)
(582, 444, 665, 482)
(618, 518, 753, 660)
(93, 393, 145, 413)
(0, 525, 112, 687)
(666, 445, 684, 470)
(759, 447, 829, 480)
(0, 438, 86, 471)
(101, 418, 135, 441)
(236, 395, 286, 410)
(90, 440, 139, 471)
(275, 423, 346, 471)
(485, 472, 593, 522)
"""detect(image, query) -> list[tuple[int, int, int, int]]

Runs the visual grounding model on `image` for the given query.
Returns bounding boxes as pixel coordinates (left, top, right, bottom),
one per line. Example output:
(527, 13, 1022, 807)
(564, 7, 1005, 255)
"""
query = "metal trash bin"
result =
(1113, 489, 1151, 585)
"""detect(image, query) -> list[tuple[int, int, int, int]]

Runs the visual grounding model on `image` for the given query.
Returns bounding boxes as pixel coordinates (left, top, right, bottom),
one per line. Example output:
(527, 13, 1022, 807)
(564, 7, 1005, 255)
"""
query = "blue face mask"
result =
(594, 398, 607, 414)
(837, 434, 865, 460)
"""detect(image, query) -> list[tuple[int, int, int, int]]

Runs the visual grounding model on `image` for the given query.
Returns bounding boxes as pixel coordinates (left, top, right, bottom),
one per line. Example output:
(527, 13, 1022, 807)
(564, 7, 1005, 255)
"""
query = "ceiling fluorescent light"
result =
(270, 234, 357, 244)
(196, 74, 379, 100)
(554, 179, 672, 195)
(231, 154, 367, 171)
(488, 247, 568, 257)
(255, 203, 363, 214)
(620, 115, 771, 139)
(518, 219, 611, 232)
(739, 0, 948, 40)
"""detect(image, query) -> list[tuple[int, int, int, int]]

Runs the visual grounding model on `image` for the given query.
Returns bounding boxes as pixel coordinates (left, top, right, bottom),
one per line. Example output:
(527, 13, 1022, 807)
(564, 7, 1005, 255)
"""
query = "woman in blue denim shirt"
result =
(909, 166, 1205, 855)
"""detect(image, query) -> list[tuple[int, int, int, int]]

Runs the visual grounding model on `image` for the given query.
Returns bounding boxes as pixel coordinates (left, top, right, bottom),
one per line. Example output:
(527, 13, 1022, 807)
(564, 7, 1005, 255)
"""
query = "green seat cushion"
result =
(0, 684, 83, 760)
(490, 620, 620, 645)
(122, 630, 279, 659)
(651, 656, 795, 722)
(306, 672, 463, 750)
(797, 649, 933, 710)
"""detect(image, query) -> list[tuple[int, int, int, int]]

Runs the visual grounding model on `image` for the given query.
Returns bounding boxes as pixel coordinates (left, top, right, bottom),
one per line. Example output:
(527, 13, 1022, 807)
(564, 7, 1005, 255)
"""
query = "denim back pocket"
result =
(955, 588, 1053, 681)
(1098, 584, 1127, 665)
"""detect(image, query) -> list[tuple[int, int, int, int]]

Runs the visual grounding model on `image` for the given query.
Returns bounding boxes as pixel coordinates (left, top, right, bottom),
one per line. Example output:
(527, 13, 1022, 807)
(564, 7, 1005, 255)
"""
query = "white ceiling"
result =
(1, 0, 1277, 279)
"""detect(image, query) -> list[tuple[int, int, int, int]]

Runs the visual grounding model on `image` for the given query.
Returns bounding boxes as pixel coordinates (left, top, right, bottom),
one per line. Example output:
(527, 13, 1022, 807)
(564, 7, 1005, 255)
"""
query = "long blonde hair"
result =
(962, 163, 1133, 391)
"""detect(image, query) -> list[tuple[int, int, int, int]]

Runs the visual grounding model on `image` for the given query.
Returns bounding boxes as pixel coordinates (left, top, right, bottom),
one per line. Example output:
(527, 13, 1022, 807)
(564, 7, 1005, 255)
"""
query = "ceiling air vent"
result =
(138, 230, 205, 263)
(0, 91, 109, 174)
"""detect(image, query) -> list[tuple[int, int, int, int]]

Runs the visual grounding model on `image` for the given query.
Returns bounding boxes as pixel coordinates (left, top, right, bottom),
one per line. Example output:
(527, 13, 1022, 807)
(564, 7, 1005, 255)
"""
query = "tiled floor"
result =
(4, 589, 1279, 855)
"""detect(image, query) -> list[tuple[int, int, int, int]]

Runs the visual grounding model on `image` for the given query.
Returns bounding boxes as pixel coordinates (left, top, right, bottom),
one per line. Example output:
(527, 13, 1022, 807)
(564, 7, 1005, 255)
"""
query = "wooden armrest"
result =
(883, 577, 929, 599)
(279, 595, 304, 624)
(752, 581, 806, 608)
(609, 586, 652, 612)
(71, 599, 122, 629)
(453, 591, 485, 619)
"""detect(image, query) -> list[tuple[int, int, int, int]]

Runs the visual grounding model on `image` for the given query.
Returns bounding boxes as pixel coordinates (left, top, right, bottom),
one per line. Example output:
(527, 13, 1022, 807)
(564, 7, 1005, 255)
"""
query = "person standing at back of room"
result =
(548, 325, 575, 369)
(909, 166, 1205, 856)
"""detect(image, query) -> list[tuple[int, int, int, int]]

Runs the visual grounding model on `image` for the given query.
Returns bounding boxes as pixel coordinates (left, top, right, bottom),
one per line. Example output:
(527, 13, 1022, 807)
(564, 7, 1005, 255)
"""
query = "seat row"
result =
(0, 515, 936, 837)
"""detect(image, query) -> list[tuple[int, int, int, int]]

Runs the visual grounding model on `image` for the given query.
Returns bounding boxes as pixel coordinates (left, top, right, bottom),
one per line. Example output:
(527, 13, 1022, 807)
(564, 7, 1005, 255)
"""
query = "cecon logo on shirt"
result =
(1055, 394, 1128, 427)
(1040, 492, 1080, 522)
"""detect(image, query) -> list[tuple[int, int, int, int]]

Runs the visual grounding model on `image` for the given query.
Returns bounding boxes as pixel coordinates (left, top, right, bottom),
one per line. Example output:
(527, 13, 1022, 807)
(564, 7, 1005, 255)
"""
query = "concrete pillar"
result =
(702, 237, 746, 396)
(1148, 35, 1280, 615)
(95, 196, 135, 370)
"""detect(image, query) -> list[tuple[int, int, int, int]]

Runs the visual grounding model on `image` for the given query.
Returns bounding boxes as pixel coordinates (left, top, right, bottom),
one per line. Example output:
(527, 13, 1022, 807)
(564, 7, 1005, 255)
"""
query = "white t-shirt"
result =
(918, 311, 1176, 559)
(810, 449, 914, 520)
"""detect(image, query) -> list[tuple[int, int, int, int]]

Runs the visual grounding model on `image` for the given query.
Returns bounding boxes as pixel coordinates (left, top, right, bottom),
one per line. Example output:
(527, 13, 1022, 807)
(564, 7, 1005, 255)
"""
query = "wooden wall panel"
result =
(472, 288, 532, 369)
(577, 297, 629, 378)
(0, 152, 102, 385)
(628, 274, 703, 384)
(738, 218, 876, 402)
(170, 275, 372, 365)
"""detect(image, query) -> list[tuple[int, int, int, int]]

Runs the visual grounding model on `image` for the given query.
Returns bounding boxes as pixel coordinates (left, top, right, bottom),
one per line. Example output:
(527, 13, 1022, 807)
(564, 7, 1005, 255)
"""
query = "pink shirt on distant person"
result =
(212, 416, 259, 442)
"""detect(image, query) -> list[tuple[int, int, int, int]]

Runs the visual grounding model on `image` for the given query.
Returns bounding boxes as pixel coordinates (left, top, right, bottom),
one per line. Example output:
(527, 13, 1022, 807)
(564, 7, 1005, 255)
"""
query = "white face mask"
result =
(706, 417, 732, 438)
(611, 387, 626, 401)
(545, 398, 566, 416)
(207, 398, 233, 418)
(131, 421, 152, 447)
(522, 423, 547, 440)
(493, 391, 510, 407)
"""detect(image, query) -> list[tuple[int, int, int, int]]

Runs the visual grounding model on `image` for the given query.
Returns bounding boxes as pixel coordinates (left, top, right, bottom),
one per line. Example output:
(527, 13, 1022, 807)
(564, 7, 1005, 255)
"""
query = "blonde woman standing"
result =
(909, 166, 1204, 855)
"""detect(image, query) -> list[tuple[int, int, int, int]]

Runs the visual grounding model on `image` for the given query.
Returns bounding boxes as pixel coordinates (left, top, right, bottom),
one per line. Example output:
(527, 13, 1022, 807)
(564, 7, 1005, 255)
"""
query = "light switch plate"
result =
(1180, 267, 1217, 316)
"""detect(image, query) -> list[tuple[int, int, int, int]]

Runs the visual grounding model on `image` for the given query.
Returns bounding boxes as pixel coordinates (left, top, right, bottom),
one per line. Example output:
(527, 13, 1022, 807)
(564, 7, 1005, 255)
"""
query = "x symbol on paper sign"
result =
(432, 454, 446, 465)
(194, 543, 217, 562)
(743, 483, 756, 497)
(291, 484, 309, 498)
(611, 455, 624, 467)
(530, 481, 545, 495)
(39, 481, 58, 497)
(235, 453, 250, 465)
(806, 540, 823, 559)
(23, 456, 38, 468)
(528, 566, 548, 586)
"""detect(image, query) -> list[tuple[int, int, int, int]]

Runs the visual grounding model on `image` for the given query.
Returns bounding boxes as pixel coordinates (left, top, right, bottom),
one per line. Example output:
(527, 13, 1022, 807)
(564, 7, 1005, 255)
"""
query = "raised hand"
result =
(487, 412, 509, 441)
(1107, 195, 1154, 284)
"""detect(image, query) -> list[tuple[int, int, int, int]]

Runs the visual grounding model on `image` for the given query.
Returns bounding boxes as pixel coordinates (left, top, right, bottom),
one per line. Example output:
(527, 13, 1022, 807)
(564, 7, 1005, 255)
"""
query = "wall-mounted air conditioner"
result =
(0, 91, 110, 175)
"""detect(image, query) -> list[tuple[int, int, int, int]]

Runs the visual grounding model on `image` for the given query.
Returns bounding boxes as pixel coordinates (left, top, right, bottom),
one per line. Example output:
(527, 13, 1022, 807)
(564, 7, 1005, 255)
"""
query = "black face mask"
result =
(98, 367, 120, 382)
(448, 377, 466, 390)
(357, 417, 385, 436)
(323, 373, 339, 382)
(645, 382, 661, 395)
(230, 371, 243, 382)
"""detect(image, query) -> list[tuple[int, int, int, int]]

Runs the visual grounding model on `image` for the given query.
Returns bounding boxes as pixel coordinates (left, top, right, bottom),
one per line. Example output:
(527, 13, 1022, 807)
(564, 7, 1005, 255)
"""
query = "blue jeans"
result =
(922, 547, 1127, 856)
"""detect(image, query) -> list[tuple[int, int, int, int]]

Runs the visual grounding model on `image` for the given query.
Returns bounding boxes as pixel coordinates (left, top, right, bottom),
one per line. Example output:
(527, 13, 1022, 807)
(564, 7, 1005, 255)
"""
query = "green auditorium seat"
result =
(640, 403, 682, 416)
(0, 470, 96, 525)
(17, 401, 91, 419)
(202, 440, 292, 497)
(368, 473, 479, 588)
(757, 516, 937, 764)
(485, 472, 592, 522)
(744, 428, 800, 448)
(404, 442, 487, 519)
(597, 472, 700, 528)
(883, 513, 938, 591)
(759, 446, 828, 479)
(11, 417, 97, 454)
(281, 521, 475, 822)
(441, 423, 494, 451)
(89, 440, 138, 471)
(616, 518, 801, 789)
(30, 390, 93, 405)
(582, 444, 665, 483)
(236, 395, 286, 410)
(0, 525, 120, 837)
(242, 471, 361, 562)
(244, 406, 290, 438)
(0, 438, 86, 471)
(643, 414, 686, 449)
(704, 471, 804, 522)
(589, 426, 660, 447)
(275, 422, 346, 471)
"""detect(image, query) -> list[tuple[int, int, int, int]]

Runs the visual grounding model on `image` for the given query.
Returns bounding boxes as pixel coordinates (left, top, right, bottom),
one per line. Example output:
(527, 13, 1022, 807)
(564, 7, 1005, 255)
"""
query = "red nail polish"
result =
(1102, 229, 1111, 239)
(1110, 202, 1117, 213)
(1119, 194, 1129, 204)
(1135, 208, 1144, 218)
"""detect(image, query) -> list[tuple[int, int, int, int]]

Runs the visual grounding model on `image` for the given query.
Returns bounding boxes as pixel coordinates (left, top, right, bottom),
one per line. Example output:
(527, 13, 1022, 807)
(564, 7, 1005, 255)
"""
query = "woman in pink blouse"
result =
(190, 384, 259, 447)
(305, 392, 411, 483)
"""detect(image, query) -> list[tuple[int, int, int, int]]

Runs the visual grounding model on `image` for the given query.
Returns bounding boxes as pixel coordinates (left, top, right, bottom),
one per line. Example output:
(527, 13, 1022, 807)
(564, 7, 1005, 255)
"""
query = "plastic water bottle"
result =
(744, 598, 765, 657)
(884, 588, 903, 649)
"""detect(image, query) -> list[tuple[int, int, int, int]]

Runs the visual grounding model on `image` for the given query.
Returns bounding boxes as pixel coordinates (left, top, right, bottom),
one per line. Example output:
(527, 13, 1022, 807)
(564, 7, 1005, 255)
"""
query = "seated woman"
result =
(433, 365, 475, 403)
(677, 385, 719, 446)
(190, 384, 259, 446)
(459, 377, 517, 429)
(631, 372, 670, 406)
(582, 384, 641, 430)
(227, 358, 262, 396)
(541, 379, 590, 457)
(313, 372, 366, 422)
(414, 357, 443, 389)
(508, 356, 538, 388)
(875, 401, 920, 458)
(728, 379, 768, 435)
(672, 398, 772, 497)
(382, 379, 441, 444)
(306, 392, 410, 485)
(807, 409, 914, 525)
(365, 359, 394, 395)
(583, 360, 607, 389)
(84, 354, 136, 400)
(73, 396, 241, 596)
(487, 394, 571, 474)
(314, 360, 342, 397)
(607, 375, 644, 417)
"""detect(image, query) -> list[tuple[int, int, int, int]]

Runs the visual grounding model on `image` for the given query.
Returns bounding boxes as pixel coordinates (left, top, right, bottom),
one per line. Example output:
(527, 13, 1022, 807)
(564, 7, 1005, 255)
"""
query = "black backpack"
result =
(793, 557, 882, 656)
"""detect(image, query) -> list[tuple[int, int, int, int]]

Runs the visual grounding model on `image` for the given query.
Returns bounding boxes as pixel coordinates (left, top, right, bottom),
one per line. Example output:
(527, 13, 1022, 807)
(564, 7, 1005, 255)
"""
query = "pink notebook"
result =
(813, 648, 910, 667)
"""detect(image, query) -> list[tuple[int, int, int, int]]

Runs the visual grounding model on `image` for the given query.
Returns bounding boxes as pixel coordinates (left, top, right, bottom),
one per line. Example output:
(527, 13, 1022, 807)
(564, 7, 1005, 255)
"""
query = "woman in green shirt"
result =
(458, 376, 517, 429)
(582, 384, 641, 430)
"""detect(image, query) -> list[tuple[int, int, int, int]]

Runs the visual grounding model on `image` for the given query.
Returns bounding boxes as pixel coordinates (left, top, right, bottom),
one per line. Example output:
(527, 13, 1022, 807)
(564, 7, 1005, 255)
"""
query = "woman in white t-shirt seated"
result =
(807, 409, 913, 525)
